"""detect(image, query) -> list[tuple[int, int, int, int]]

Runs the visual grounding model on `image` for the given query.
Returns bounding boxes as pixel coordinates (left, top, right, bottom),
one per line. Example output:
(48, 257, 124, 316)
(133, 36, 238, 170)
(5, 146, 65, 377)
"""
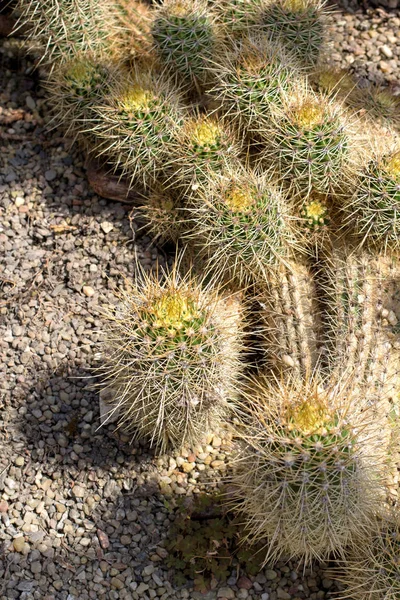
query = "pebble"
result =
(44, 169, 57, 182)
(380, 44, 393, 58)
(100, 221, 114, 234)
(82, 285, 95, 297)
(72, 485, 85, 498)
(13, 536, 25, 552)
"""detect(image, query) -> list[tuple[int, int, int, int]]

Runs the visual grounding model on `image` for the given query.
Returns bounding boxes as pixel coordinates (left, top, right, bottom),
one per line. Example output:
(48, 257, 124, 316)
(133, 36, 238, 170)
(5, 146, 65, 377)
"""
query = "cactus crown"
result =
(382, 151, 400, 180)
(150, 291, 201, 330)
(291, 98, 325, 128)
(223, 185, 254, 213)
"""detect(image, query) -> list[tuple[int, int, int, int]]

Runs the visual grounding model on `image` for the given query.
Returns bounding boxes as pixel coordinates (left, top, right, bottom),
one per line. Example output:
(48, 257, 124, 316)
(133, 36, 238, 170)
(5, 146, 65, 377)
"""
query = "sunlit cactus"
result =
(15, 0, 120, 66)
(92, 62, 185, 187)
(232, 375, 388, 564)
(258, 0, 329, 66)
(100, 264, 244, 450)
(166, 114, 242, 195)
(151, 0, 217, 85)
(257, 259, 321, 378)
(211, 0, 266, 37)
(185, 167, 295, 285)
(210, 37, 300, 135)
(46, 54, 115, 142)
(262, 89, 353, 195)
(340, 514, 400, 600)
(342, 149, 400, 250)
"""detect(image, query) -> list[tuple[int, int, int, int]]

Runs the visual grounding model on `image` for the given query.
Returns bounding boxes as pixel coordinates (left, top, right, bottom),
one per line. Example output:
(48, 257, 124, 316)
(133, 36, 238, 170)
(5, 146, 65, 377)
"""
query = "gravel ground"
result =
(0, 3, 400, 600)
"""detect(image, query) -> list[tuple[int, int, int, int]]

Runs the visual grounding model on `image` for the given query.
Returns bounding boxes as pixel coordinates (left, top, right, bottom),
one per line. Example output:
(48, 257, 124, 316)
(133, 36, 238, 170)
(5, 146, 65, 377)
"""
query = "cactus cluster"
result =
(15, 0, 400, 592)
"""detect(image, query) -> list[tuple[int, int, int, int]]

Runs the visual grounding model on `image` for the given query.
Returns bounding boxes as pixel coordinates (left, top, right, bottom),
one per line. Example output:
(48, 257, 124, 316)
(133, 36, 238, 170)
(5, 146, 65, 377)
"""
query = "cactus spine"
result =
(100, 265, 243, 450)
(185, 168, 294, 285)
(232, 375, 387, 564)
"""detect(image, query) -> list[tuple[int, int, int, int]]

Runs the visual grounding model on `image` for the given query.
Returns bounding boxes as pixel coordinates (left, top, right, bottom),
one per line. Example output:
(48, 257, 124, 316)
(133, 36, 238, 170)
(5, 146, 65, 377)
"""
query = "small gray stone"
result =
(217, 588, 235, 599)
(45, 169, 57, 182)
(72, 485, 85, 498)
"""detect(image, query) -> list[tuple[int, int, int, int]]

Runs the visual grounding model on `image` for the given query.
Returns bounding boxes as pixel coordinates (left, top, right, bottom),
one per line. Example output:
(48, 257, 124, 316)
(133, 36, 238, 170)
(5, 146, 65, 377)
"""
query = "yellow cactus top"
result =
(223, 186, 253, 212)
(168, 0, 190, 17)
(65, 60, 93, 84)
(240, 48, 265, 75)
(303, 198, 327, 222)
(282, 0, 312, 11)
(118, 84, 155, 112)
(286, 397, 332, 436)
(190, 119, 222, 147)
(382, 151, 400, 179)
(292, 100, 326, 128)
(151, 292, 198, 329)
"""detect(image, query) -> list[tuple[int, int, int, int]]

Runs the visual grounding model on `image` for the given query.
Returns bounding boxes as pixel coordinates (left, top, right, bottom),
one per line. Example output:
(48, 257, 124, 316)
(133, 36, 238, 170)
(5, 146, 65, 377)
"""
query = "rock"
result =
(217, 588, 235, 599)
(100, 221, 114, 234)
(143, 564, 155, 576)
(13, 536, 25, 552)
(237, 577, 253, 590)
(72, 485, 85, 498)
(45, 169, 57, 182)
(15, 456, 25, 466)
(26, 95, 36, 110)
(82, 285, 95, 297)
(277, 588, 291, 600)
(97, 529, 110, 549)
(380, 45, 393, 59)
(266, 570, 278, 581)
(31, 561, 42, 574)
(0, 501, 8, 512)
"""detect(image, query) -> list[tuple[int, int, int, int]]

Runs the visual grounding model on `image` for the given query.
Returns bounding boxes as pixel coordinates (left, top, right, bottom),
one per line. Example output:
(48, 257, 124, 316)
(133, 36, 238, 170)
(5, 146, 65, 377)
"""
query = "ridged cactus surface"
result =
(14, 0, 400, 588)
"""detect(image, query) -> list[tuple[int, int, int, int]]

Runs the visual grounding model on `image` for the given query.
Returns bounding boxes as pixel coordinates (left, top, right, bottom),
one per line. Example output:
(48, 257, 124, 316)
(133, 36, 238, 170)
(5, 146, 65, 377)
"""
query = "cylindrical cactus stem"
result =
(257, 0, 330, 67)
(14, 0, 120, 66)
(185, 166, 295, 286)
(319, 247, 400, 419)
(261, 88, 354, 196)
(310, 64, 357, 101)
(166, 113, 242, 197)
(231, 375, 388, 564)
(257, 259, 322, 378)
(46, 54, 116, 144)
(151, 0, 218, 86)
(91, 61, 186, 188)
(115, 0, 153, 62)
(340, 514, 400, 600)
(209, 37, 301, 137)
(99, 264, 244, 451)
(342, 147, 400, 250)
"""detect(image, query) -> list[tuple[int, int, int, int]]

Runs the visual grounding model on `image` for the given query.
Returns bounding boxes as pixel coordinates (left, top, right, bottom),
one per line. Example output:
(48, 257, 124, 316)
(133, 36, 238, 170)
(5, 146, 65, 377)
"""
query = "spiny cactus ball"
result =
(92, 64, 185, 186)
(186, 168, 294, 285)
(211, 38, 300, 134)
(48, 56, 113, 141)
(341, 515, 400, 600)
(344, 150, 400, 250)
(232, 376, 386, 564)
(264, 90, 351, 195)
(100, 266, 243, 450)
(259, 0, 328, 66)
(168, 114, 241, 194)
(212, 0, 265, 36)
(152, 0, 216, 84)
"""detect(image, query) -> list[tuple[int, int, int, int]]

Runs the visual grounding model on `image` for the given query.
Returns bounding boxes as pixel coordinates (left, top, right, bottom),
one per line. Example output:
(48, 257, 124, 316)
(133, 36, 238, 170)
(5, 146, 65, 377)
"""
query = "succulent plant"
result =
(15, 0, 119, 65)
(232, 375, 388, 564)
(185, 167, 294, 285)
(262, 88, 352, 195)
(92, 62, 185, 187)
(210, 37, 300, 136)
(100, 264, 244, 450)
(258, 0, 328, 66)
(47, 54, 114, 143)
(167, 114, 242, 196)
(257, 259, 321, 378)
(342, 149, 400, 250)
(151, 0, 217, 85)
(340, 514, 400, 600)
(135, 185, 183, 244)
(211, 0, 266, 37)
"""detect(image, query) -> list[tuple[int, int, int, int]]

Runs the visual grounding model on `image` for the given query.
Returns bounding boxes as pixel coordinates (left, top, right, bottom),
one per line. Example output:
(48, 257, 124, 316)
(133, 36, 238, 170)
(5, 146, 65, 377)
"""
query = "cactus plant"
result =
(91, 61, 185, 187)
(151, 0, 217, 85)
(210, 37, 300, 136)
(99, 264, 244, 450)
(256, 259, 321, 378)
(342, 149, 400, 250)
(135, 185, 183, 244)
(258, 0, 329, 66)
(232, 374, 388, 564)
(261, 88, 353, 196)
(166, 114, 242, 196)
(185, 167, 295, 285)
(340, 514, 400, 600)
(15, 0, 120, 65)
(211, 0, 266, 37)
